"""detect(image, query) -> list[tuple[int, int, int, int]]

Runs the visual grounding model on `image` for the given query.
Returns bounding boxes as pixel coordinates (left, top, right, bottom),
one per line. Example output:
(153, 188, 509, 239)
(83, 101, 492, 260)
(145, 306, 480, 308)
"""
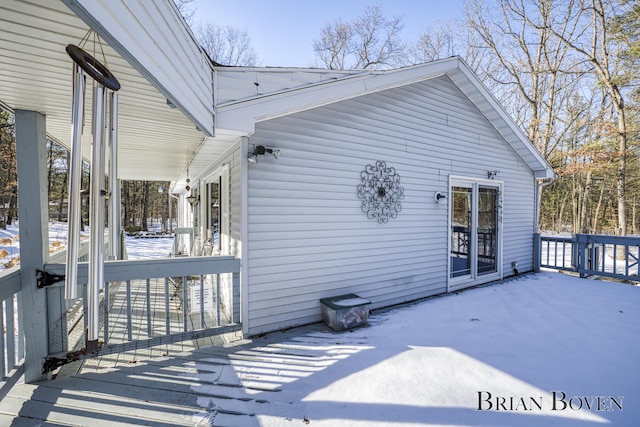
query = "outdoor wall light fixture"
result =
(488, 170, 500, 179)
(512, 261, 519, 275)
(435, 192, 447, 204)
(248, 145, 280, 163)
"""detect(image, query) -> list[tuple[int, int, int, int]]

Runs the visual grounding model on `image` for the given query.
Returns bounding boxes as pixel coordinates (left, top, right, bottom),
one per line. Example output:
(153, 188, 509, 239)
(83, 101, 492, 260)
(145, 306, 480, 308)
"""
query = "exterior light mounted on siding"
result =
(512, 261, 519, 275)
(435, 192, 447, 204)
(488, 170, 500, 179)
(248, 145, 280, 163)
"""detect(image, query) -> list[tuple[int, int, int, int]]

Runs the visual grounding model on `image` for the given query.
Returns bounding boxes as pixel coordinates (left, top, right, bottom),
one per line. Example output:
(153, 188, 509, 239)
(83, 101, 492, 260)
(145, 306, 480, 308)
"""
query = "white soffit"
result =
(0, 0, 216, 181)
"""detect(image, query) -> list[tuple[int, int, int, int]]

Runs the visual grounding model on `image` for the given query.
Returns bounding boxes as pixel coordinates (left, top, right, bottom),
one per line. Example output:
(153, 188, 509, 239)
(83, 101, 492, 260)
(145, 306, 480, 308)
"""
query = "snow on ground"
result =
(0, 223, 21, 269)
(124, 234, 174, 259)
(193, 272, 639, 426)
(0, 221, 175, 270)
(0, 221, 89, 270)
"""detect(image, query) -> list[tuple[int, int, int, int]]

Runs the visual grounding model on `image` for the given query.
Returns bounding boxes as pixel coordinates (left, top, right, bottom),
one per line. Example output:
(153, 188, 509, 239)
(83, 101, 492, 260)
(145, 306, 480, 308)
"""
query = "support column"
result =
(108, 91, 121, 260)
(533, 233, 541, 273)
(15, 110, 49, 383)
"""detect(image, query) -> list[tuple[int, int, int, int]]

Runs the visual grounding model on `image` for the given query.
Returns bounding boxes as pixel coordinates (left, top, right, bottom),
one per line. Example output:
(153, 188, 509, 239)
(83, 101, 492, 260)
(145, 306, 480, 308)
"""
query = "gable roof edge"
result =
(448, 59, 555, 179)
(215, 57, 555, 179)
(215, 57, 459, 133)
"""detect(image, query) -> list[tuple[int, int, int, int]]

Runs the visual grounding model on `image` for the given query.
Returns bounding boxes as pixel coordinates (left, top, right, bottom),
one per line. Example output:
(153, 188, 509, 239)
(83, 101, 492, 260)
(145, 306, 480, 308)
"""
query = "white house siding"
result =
(245, 75, 537, 335)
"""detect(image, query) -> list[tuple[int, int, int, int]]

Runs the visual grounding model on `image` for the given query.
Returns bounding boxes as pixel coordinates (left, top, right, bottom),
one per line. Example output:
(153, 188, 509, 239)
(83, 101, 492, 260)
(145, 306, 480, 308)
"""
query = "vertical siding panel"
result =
(245, 75, 539, 334)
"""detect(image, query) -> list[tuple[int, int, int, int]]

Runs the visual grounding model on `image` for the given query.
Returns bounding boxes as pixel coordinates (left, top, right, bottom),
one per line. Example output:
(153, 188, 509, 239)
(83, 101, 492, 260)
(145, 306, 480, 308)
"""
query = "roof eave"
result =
(448, 60, 555, 180)
(215, 57, 459, 133)
(215, 57, 555, 179)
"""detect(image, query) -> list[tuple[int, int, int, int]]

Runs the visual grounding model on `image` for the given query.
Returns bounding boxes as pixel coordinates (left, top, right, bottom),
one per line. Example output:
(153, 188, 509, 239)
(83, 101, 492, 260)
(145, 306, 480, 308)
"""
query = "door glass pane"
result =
(477, 186, 498, 275)
(451, 186, 472, 278)
(209, 179, 220, 250)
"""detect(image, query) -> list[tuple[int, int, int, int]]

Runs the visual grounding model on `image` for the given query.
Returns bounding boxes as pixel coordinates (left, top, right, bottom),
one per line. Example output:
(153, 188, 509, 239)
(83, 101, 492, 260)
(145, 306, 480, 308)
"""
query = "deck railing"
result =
(537, 235, 574, 271)
(43, 255, 241, 360)
(536, 233, 640, 281)
(0, 266, 25, 391)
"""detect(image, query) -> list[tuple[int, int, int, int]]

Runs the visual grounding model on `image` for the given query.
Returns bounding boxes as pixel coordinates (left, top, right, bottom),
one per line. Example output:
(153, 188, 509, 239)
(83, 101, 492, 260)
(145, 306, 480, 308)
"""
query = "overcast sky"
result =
(191, 0, 467, 67)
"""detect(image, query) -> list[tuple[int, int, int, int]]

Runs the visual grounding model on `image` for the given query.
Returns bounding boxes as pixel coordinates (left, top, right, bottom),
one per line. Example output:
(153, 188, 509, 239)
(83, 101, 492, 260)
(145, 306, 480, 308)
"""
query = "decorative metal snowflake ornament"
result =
(357, 161, 405, 224)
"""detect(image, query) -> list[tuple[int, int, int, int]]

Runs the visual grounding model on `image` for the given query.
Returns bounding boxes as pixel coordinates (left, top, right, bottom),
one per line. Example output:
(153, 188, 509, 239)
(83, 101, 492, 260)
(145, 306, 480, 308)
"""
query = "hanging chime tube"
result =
(98, 92, 107, 292)
(108, 92, 120, 260)
(87, 84, 106, 344)
(65, 64, 85, 300)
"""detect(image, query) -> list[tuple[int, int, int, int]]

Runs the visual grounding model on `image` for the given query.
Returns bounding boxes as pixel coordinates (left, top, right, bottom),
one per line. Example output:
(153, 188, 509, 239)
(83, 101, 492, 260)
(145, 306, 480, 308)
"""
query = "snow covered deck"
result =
(0, 271, 637, 426)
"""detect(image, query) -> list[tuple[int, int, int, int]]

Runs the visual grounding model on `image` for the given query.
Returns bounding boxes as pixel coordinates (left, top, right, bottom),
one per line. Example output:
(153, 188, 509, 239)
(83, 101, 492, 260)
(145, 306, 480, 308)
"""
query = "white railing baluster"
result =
(6, 297, 15, 371)
(146, 279, 152, 337)
(216, 274, 221, 327)
(199, 275, 205, 329)
(103, 280, 109, 345)
(16, 293, 24, 361)
(164, 278, 170, 335)
(182, 276, 188, 332)
(126, 280, 132, 341)
(1, 300, 6, 377)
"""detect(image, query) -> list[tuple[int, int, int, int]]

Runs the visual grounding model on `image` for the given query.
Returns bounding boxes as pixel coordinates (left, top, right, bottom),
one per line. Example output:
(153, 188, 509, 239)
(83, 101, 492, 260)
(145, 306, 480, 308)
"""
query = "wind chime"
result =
(65, 33, 120, 353)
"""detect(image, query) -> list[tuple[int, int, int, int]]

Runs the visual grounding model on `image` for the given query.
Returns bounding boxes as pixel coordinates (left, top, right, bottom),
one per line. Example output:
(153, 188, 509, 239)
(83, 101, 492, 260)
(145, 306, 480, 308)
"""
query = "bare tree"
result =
(352, 6, 406, 69)
(195, 22, 259, 66)
(468, 0, 640, 236)
(0, 111, 16, 227)
(466, 0, 582, 160)
(313, 5, 405, 70)
(409, 21, 459, 63)
(407, 18, 501, 82)
(314, 19, 352, 70)
(547, 0, 632, 237)
(174, 0, 196, 25)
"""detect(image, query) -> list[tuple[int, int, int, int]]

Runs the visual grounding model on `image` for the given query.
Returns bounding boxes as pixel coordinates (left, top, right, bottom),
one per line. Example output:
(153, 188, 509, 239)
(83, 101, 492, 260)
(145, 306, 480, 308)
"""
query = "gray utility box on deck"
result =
(320, 294, 371, 331)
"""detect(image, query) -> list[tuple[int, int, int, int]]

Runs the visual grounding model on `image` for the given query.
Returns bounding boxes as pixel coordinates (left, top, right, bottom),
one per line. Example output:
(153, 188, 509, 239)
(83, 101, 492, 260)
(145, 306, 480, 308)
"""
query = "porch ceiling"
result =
(0, 0, 215, 182)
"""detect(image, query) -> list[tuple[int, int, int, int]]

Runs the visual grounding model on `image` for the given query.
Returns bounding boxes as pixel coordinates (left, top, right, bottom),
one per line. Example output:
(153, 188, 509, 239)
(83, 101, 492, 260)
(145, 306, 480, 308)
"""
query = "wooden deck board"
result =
(2, 345, 296, 425)
(0, 322, 342, 426)
(0, 391, 200, 426)
(0, 279, 336, 426)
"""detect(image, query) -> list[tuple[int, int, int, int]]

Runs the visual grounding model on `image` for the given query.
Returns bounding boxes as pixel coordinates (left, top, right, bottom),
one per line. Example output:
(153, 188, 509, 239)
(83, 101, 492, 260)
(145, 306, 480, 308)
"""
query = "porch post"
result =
(533, 233, 541, 273)
(15, 109, 49, 383)
(240, 136, 249, 336)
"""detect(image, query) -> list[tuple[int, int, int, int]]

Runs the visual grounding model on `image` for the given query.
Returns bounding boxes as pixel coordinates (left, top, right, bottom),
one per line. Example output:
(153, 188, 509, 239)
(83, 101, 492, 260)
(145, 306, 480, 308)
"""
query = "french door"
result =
(449, 177, 502, 291)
